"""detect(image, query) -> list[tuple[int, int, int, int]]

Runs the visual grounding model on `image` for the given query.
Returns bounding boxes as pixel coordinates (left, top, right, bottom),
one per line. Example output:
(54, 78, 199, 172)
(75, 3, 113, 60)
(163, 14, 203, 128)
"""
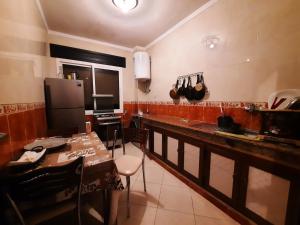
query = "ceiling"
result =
(39, 0, 209, 48)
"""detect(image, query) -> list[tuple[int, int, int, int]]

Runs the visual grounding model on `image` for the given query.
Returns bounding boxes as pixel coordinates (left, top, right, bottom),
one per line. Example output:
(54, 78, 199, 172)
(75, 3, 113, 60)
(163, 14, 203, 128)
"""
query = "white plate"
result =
(8, 149, 47, 166)
(268, 89, 300, 109)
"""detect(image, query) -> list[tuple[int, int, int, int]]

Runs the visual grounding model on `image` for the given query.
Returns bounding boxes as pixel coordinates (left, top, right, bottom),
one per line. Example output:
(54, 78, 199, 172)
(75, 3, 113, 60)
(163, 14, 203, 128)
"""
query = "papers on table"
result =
(57, 147, 96, 163)
(8, 149, 47, 166)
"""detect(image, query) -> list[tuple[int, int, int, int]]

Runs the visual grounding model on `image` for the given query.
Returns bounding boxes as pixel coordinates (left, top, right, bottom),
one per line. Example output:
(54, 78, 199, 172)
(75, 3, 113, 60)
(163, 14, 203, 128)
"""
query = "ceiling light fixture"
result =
(112, 0, 138, 13)
(203, 35, 220, 49)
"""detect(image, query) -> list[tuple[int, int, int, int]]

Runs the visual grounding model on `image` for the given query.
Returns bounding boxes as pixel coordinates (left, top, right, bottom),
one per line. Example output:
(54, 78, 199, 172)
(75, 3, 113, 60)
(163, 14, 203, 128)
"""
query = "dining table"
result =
(0, 132, 124, 225)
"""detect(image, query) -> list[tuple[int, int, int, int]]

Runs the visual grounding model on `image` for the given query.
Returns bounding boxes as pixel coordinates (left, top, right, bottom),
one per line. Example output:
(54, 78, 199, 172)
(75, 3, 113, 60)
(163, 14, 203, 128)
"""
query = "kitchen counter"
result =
(142, 114, 300, 225)
(142, 114, 300, 171)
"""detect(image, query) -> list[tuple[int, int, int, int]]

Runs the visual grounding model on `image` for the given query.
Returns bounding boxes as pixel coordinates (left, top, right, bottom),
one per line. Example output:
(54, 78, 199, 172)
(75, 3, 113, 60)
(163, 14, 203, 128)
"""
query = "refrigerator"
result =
(44, 78, 85, 136)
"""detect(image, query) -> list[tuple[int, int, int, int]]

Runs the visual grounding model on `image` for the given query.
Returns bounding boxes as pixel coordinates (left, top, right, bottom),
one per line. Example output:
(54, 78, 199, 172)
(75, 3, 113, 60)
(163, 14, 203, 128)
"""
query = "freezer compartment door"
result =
(46, 108, 85, 136)
(45, 78, 84, 109)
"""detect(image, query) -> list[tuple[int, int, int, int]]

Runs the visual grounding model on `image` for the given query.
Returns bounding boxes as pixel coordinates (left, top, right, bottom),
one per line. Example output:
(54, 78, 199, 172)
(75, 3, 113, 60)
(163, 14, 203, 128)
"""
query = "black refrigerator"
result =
(44, 78, 85, 136)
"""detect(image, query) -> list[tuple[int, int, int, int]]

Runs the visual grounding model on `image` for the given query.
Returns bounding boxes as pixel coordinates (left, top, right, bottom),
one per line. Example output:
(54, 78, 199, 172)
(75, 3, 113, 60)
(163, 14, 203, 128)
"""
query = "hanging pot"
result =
(177, 78, 186, 96)
(193, 74, 206, 100)
(194, 74, 203, 91)
(185, 77, 194, 101)
(169, 79, 180, 100)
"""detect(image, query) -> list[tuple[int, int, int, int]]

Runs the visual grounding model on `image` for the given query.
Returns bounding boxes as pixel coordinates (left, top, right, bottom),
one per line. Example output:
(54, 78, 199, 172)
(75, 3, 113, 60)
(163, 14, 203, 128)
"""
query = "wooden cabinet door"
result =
(245, 166, 290, 225)
(146, 132, 150, 151)
(208, 151, 235, 199)
(153, 131, 163, 157)
(183, 142, 201, 181)
(166, 136, 179, 167)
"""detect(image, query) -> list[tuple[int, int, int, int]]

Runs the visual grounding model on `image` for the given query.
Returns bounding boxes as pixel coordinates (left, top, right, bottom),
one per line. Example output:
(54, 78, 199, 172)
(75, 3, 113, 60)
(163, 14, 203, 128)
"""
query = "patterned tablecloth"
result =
(1, 132, 124, 225)
(41, 132, 124, 193)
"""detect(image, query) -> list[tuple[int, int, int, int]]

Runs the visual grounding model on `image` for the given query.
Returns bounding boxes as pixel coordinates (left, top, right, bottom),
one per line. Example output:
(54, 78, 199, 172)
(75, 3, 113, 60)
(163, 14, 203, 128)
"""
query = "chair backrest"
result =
(112, 128, 149, 159)
(7, 156, 84, 203)
(123, 128, 149, 149)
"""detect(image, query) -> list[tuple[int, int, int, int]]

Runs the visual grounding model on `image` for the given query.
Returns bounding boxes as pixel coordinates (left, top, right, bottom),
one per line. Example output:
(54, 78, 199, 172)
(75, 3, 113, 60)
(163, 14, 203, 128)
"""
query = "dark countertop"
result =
(142, 114, 300, 171)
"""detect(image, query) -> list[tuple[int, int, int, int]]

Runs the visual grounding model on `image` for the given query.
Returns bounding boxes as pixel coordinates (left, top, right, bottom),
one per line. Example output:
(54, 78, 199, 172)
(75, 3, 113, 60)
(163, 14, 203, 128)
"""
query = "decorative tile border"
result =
(125, 101, 268, 109)
(0, 105, 4, 116)
(1, 101, 265, 114)
(0, 102, 45, 115)
(2, 104, 17, 114)
(33, 102, 45, 109)
(27, 103, 35, 110)
(123, 101, 138, 104)
(17, 104, 28, 112)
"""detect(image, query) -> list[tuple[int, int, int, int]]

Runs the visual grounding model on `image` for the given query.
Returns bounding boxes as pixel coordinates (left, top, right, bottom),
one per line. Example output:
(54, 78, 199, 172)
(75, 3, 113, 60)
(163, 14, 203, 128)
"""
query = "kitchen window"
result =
(56, 58, 123, 114)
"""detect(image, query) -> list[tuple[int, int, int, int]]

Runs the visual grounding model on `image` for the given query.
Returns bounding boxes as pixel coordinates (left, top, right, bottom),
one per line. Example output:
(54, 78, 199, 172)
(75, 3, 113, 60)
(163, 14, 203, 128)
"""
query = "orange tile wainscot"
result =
(0, 103, 47, 167)
(124, 101, 265, 132)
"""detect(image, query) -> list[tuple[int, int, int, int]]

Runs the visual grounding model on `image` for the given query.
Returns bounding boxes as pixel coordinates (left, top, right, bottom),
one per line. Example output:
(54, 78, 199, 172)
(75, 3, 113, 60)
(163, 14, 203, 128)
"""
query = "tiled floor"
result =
(113, 143, 240, 225)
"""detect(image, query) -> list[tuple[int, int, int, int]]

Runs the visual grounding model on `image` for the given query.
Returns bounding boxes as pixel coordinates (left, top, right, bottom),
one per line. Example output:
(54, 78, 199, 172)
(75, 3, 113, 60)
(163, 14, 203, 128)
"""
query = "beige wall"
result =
(1, 0, 299, 104)
(47, 34, 136, 102)
(140, 0, 300, 102)
(0, 0, 48, 104)
(0, 0, 136, 104)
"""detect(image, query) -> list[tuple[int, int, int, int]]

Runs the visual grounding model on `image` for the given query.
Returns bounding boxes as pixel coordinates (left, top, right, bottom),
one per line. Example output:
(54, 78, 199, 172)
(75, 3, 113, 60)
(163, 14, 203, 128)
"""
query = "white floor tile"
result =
(163, 170, 190, 189)
(144, 159, 161, 169)
(154, 209, 195, 225)
(137, 166, 164, 184)
(195, 215, 240, 225)
(191, 191, 236, 222)
(115, 142, 240, 225)
(120, 181, 161, 207)
(117, 203, 157, 225)
(158, 185, 194, 214)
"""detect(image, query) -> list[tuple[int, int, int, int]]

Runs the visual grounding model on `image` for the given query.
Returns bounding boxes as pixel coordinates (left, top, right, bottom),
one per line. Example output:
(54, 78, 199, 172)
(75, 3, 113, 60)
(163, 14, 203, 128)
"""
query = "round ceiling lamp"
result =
(112, 0, 138, 13)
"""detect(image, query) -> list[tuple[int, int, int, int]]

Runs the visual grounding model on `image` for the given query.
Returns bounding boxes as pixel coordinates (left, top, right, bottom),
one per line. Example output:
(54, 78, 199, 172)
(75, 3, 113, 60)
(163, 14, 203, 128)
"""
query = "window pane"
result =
(94, 68, 120, 110)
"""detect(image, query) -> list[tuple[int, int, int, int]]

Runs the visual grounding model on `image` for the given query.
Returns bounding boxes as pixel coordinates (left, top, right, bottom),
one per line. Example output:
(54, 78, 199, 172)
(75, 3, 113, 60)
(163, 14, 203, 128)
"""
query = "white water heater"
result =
(133, 51, 150, 80)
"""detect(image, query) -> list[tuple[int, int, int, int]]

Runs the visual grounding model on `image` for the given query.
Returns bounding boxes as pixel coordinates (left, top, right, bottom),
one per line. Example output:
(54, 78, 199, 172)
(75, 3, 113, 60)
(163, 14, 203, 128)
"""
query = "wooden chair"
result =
(3, 157, 84, 225)
(112, 128, 149, 218)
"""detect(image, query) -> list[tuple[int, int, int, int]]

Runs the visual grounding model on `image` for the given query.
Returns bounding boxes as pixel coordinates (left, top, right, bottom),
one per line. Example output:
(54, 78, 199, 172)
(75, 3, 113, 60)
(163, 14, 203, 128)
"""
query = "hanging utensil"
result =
(185, 76, 194, 101)
(193, 74, 206, 100)
(194, 74, 203, 91)
(177, 78, 186, 96)
(169, 79, 180, 100)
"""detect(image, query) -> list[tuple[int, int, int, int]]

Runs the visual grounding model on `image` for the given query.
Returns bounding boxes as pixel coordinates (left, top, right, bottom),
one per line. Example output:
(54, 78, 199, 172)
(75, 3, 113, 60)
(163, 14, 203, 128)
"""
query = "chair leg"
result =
(126, 176, 130, 218)
(122, 142, 126, 155)
(102, 190, 110, 225)
(77, 206, 81, 225)
(142, 162, 147, 192)
(122, 133, 125, 155)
